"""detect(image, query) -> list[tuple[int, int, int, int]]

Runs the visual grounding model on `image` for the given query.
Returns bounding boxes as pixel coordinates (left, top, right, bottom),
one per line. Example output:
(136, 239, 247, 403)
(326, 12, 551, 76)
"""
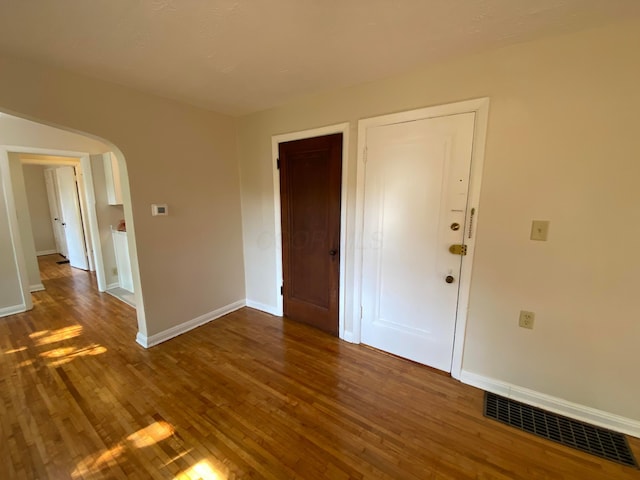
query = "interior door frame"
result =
(0, 146, 108, 292)
(54, 164, 90, 271)
(353, 98, 490, 379)
(271, 123, 350, 339)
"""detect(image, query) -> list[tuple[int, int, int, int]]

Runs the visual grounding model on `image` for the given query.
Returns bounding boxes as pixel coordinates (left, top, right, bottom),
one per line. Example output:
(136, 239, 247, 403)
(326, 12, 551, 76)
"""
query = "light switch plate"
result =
(530, 220, 549, 241)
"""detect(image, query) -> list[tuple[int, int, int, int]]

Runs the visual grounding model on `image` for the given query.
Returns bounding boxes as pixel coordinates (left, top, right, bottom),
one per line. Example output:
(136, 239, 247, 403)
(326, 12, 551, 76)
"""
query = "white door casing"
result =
(74, 164, 96, 272)
(269, 123, 350, 338)
(353, 98, 489, 378)
(360, 113, 474, 372)
(55, 166, 88, 270)
(0, 148, 33, 314)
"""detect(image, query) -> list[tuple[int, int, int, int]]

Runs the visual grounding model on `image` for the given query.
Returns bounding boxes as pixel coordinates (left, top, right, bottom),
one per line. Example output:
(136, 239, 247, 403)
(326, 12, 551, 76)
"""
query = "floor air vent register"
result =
(484, 392, 638, 468)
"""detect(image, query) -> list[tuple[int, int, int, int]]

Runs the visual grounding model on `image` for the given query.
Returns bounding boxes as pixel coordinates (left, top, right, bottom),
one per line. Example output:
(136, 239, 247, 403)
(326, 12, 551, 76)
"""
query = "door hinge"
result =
(277, 158, 280, 170)
(363, 146, 368, 163)
(360, 305, 363, 319)
(280, 285, 283, 295)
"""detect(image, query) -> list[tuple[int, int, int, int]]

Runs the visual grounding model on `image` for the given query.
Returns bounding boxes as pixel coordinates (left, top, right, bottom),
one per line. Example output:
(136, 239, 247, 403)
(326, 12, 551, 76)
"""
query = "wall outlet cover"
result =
(519, 310, 535, 329)
(530, 220, 550, 241)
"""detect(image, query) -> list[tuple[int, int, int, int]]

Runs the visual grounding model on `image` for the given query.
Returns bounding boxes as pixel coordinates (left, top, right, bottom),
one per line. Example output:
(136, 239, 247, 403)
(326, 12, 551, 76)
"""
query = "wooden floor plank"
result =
(0, 254, 638, 479)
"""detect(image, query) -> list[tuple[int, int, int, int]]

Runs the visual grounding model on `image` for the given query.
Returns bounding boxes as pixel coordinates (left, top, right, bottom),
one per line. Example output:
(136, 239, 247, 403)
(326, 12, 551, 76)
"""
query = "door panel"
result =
(279, 133, 342, 335)
(56, 166, 88, 270)
(44, 168, 68, 257)
(361, 113, 475, 372)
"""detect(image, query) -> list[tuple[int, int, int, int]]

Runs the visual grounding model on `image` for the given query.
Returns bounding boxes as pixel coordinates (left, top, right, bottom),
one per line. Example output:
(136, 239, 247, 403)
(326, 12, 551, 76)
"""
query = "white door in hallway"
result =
(360, 113, 475, 372)
(56, 166, 88, 270)
(44, 168, 68, 258)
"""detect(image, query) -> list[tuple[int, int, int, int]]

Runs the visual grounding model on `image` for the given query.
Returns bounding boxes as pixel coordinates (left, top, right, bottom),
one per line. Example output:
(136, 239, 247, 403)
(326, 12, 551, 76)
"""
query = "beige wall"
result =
(8, 153, 41, 290)
(0, 161, 23, 312)
(22, 164, 56, 254)
(237, 19, 640, 421)
(0, 52, 245, 337)
(0, 115, 109, 153)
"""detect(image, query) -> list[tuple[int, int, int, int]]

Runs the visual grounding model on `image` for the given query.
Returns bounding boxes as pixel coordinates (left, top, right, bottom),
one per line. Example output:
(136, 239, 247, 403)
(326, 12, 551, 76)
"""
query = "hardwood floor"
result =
(1, 255, 639, 479)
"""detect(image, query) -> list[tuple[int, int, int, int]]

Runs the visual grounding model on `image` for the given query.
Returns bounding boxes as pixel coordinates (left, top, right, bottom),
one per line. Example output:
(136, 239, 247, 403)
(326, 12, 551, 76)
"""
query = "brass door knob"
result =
(445, 275, 455, 284)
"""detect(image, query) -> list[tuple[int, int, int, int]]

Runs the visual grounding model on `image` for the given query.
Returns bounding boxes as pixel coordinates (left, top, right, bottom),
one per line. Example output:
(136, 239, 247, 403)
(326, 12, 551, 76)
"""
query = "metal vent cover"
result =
(484, 392, 638, 468)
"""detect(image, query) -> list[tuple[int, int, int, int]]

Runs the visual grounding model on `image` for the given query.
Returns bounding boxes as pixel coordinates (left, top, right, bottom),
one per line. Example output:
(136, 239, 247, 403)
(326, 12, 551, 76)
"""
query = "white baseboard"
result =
(136, 299, 246, 348)
(460, 370, 640, 438)
(36, 249, 57, 256)
(106, 282, 119, 290)
(30, 283, 45, 292)
(245, 299, 281, 317)
(0, 303, 27, 318)
(341, 330, 356, 343)
(245, 300, 359, 345)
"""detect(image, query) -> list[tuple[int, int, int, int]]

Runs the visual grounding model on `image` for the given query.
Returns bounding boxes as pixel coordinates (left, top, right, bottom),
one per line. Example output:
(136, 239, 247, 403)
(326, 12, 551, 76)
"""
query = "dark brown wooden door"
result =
(279, 133, 342, 335)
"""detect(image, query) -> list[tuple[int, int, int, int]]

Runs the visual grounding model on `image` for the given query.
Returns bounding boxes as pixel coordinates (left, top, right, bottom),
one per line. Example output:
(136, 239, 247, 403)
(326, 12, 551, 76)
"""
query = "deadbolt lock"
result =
(449, 244, 467, 256)
(450, 222, 460, 231)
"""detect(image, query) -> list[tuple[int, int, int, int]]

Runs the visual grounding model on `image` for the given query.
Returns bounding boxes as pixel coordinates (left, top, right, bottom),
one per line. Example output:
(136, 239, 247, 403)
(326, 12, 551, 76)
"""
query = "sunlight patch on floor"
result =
(127, 421, 175, 448)
(174, 460, 226, 480)
(33, 325, 83, 346)
(40, 344, 107, 366)
(3, 346, 26, 354)
(162, 449, 194, 467)
(28, 330, 48, 339)
(72, 420, 182, 477)
(72, 444, 125, 479)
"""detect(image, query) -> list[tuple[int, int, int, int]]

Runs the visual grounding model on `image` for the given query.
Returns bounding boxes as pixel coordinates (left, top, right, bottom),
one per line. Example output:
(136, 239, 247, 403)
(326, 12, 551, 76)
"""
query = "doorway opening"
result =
(21, 155, 92, 276)
(353, 98, 490, 379)
(271, 123, 350, 339)
(0, 112, 144, 340)
(278, 133, 343, 335)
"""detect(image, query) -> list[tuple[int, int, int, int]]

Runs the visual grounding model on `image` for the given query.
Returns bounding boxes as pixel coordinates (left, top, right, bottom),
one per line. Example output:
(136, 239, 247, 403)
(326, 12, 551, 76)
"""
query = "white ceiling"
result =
(0, 1, 638, 116)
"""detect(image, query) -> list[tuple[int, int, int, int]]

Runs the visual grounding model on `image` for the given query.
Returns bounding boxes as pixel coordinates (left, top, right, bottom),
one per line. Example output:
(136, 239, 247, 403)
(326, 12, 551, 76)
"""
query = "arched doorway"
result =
(0, 112, 146, 341)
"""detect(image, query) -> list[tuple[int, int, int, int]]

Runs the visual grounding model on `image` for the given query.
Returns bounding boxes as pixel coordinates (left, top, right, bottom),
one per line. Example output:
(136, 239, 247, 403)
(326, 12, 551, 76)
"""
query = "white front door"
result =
(360, 112, 475, 372)
(56, 166, 88, 270)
